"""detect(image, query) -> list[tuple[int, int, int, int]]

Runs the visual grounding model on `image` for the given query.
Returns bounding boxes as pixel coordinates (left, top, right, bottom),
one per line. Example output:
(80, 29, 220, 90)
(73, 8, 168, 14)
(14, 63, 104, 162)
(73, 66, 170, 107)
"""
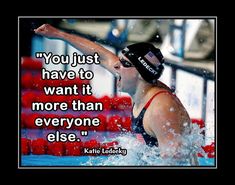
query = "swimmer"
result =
(34, 24, 198, 165)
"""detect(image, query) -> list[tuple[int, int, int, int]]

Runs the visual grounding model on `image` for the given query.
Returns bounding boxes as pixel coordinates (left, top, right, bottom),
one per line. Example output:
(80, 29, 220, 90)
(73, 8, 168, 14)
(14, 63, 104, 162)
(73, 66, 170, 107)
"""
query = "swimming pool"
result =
(20, 129, 215, 167)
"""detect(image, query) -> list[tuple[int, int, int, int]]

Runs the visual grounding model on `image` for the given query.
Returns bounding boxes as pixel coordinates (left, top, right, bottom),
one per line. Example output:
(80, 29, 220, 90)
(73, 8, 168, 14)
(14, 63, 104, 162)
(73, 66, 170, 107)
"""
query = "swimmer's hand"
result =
(34, 24, 62, 39)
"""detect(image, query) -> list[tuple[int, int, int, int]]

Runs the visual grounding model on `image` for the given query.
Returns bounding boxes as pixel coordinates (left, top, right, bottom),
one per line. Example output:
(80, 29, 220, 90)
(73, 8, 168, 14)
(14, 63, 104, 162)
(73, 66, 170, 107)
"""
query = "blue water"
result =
(21, 155, 214, 166)
(21, 155, 107, 166)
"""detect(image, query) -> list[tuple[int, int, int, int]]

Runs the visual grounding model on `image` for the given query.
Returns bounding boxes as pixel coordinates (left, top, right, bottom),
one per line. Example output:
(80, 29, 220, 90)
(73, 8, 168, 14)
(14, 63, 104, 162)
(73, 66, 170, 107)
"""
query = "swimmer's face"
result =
(114, 54, 139, 95)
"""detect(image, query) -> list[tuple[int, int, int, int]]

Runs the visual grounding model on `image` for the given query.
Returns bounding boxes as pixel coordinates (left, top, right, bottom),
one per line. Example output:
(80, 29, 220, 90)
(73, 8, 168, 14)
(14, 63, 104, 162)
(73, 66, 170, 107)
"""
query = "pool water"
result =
(21, 124, 215, 167)
(21, 155, 215, 166)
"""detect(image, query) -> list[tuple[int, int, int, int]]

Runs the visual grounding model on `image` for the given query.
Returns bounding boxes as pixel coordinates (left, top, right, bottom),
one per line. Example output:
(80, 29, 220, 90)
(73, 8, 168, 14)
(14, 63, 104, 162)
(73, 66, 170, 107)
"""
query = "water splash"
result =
(169, 107, 175, 112)
(84, 123, 205, 166)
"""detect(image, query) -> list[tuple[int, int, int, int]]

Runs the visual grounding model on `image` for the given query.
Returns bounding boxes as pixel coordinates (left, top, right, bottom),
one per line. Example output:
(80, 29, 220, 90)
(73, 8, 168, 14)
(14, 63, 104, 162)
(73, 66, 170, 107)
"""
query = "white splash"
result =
(170, 107, 175, 112)
(166, 122, 171, 126)
(84, 123, 205, 166)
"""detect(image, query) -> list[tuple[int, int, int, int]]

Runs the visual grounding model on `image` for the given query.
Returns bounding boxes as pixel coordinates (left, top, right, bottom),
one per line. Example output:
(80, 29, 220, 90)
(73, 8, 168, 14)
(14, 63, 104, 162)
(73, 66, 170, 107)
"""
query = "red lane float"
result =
(191, 118, 205, 129)
(21, 57, 43, 70)
(47, 142, 65, 156)
(21, 72, 34, 89)
(31, 138, 48, 155)
(21, 138, 31, 155)
(21, 91, 36, 107)
(100, 96, 112, 110)
(202, 142, 215, 158)
(21, 113, 27, 128)
(106, 115, 131, 132)
(106, 115, 123, 131)
(122, 117, 132, 131)
(197, 142, 215, 158)
(24, 113, 40, 129)
(22, 137, 215, 159)
(21, 138, 120, 156)
(32, 74, 44, 90)
(65, 141, 83, 156)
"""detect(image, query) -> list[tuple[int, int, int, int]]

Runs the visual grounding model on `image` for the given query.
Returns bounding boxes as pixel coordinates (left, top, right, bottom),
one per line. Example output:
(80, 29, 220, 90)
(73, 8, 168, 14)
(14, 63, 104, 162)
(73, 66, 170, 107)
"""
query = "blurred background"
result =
(19, 18, 215, 162)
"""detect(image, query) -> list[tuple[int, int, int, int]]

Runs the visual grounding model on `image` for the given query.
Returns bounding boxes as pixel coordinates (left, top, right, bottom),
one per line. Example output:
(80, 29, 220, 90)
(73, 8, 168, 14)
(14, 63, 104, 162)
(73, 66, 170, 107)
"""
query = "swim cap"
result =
(121, 42, 165, 84)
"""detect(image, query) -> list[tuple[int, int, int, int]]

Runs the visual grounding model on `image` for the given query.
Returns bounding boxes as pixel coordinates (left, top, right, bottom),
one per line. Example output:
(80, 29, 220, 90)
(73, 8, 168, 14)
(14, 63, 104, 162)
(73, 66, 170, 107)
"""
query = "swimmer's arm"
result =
(148, 95, 188, 158)
(34, 24, 119, 73)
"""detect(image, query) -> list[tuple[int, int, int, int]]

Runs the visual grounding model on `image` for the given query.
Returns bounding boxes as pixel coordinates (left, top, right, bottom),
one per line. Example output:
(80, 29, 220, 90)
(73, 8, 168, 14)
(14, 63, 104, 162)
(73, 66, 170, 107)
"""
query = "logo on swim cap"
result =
(144, 51, 161, 67)
(137, 56, 158, 75)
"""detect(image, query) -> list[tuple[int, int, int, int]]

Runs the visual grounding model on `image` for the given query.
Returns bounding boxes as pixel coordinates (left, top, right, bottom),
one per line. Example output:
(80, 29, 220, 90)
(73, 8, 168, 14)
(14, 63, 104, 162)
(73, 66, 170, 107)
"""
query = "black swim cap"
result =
(121, 42, 165, 84)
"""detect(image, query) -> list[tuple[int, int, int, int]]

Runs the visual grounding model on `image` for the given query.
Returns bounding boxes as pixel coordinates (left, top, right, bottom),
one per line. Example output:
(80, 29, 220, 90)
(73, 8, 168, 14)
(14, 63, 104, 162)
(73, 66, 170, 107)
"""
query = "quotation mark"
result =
(80, 130, 88, 136)
(36, 52, 43, 58)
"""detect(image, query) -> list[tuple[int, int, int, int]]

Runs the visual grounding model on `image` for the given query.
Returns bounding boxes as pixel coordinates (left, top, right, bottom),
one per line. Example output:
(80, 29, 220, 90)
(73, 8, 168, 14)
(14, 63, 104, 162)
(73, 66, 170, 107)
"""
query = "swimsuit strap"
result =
(144, 90, 173, 109)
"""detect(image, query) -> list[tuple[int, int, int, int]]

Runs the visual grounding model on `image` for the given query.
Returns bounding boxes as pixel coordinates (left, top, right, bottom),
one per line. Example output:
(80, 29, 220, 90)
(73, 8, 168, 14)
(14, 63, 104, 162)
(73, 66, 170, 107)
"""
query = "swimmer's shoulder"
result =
(156, 80, 172, 92)
(148, 88, 190, 125)
(148, 90, 175, 111)
(146, 87, 183, 119)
